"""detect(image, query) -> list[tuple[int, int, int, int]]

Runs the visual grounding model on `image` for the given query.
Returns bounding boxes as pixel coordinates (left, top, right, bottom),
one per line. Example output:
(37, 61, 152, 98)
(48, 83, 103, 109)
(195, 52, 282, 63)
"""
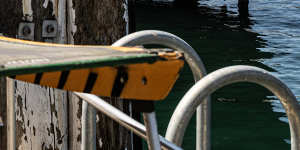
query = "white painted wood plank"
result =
(7, 78, 15, 150)
(15, 82, 54, 150)
(15, 0, 68, 150)
(53, 89, 68, 150)
(68, 94, 82, 150)
(66, 1, 81, 149)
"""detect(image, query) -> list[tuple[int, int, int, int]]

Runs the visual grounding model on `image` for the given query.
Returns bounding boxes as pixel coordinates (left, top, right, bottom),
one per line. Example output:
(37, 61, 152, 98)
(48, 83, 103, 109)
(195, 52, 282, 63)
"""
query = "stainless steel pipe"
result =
(75, 92, 182, 150)
(81, 30, 203, 150)
(113, 30, 210, 150)
(143, 112, 162, 150)
(165, 65, 300, 150)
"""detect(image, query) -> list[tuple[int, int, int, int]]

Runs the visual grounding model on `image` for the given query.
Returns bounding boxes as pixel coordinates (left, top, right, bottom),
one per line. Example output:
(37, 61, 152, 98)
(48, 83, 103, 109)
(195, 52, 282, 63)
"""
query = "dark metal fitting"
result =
(46, 24, 55, 33)
(42, 20, 58, 38)
(18, 22, 35, 40)
(22, 25, 31, 36)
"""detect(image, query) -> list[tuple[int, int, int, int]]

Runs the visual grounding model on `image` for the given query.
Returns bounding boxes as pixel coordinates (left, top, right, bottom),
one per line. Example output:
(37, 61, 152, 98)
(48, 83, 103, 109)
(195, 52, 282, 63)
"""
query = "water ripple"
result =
(199, 0, 300, 135)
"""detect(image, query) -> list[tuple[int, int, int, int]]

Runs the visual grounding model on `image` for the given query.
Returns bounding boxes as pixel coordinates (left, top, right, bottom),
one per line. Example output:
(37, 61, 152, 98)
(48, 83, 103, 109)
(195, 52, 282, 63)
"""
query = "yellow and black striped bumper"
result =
(0, 36, 184, 101)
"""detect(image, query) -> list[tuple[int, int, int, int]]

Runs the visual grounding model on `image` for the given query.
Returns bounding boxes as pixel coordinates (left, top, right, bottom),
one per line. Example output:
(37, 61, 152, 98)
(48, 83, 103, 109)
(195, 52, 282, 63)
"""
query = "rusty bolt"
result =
(22, 25, 31, 36)
(46, 24, 55, 33)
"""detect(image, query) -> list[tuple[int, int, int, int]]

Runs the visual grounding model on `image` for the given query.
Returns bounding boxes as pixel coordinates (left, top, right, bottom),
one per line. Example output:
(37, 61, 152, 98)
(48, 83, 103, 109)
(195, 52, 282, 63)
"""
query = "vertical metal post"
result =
(7, 78, 15, 150)
(238, 0, 250, 27)
(197, 100, 211, 150)
(238, 0, 249, 17)
(81, 101, 96, 150)
(143, 112, 161, 150)
(75, 92, 182, 150)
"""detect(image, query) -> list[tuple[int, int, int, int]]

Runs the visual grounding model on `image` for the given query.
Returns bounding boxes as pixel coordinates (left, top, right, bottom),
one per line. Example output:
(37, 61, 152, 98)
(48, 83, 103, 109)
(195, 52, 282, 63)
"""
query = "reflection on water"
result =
(136, 0, 299, 149)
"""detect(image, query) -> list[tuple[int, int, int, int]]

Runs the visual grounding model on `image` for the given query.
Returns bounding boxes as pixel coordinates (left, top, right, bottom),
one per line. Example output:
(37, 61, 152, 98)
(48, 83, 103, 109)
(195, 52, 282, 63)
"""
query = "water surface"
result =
(136, 0, 299, 149)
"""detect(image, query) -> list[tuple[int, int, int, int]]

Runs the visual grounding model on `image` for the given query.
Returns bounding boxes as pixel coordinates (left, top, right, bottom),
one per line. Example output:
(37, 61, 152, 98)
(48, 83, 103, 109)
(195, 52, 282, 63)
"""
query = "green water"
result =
(135, 3, 290, 150)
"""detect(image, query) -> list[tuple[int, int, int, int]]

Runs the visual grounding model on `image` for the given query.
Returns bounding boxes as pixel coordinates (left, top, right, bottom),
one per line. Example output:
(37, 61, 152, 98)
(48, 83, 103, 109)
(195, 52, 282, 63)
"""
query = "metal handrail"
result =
(112, 30, 207, 81)
(112, 30, 210, 150)
(75, 92, 182, 150)
(5, 30, 299, 150)
(81, 30, 210, 150)
(165, 65, 300, 150)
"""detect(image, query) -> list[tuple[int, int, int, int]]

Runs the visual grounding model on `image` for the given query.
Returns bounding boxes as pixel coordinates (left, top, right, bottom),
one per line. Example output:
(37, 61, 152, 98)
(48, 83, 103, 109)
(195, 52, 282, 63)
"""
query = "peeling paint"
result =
(57, 0, 67, 44)
(98, 138, 103, 148)
(0, 116, 3, 126)
(67, 0, 77, 44)
(22, 0, 33, 21)
(123, 0, 129, 35)
(15, 82, 58, 150)
(70, 7, 77, 37)
(43, 0, 58, 17)
(42, 0, 49, 8)
(14, 1, 68, 149)
(96, 114, 99, 123)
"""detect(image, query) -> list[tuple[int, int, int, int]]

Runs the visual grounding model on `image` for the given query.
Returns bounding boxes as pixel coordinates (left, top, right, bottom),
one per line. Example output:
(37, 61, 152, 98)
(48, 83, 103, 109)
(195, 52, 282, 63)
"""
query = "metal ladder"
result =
(4, 30, 300, 150)
(79, 30, 209, 150)
(80, 30, 300, 150)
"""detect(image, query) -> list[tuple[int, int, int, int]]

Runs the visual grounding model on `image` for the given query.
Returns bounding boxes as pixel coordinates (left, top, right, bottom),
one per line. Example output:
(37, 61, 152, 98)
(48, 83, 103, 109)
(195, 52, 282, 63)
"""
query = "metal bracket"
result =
(42, 20, 58, 42)
(17, 22, 35, 40)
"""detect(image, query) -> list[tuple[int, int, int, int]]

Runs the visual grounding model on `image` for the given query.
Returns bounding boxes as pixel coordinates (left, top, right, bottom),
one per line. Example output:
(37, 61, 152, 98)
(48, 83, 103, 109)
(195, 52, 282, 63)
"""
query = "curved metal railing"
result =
(165, 65, 300, 150)
(112, 30, 211, 150)
(80, 30, 210, 150)
(79, 30, 300, 150)
(7, 30, 300, 150)
(76, 92, 182, 150)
